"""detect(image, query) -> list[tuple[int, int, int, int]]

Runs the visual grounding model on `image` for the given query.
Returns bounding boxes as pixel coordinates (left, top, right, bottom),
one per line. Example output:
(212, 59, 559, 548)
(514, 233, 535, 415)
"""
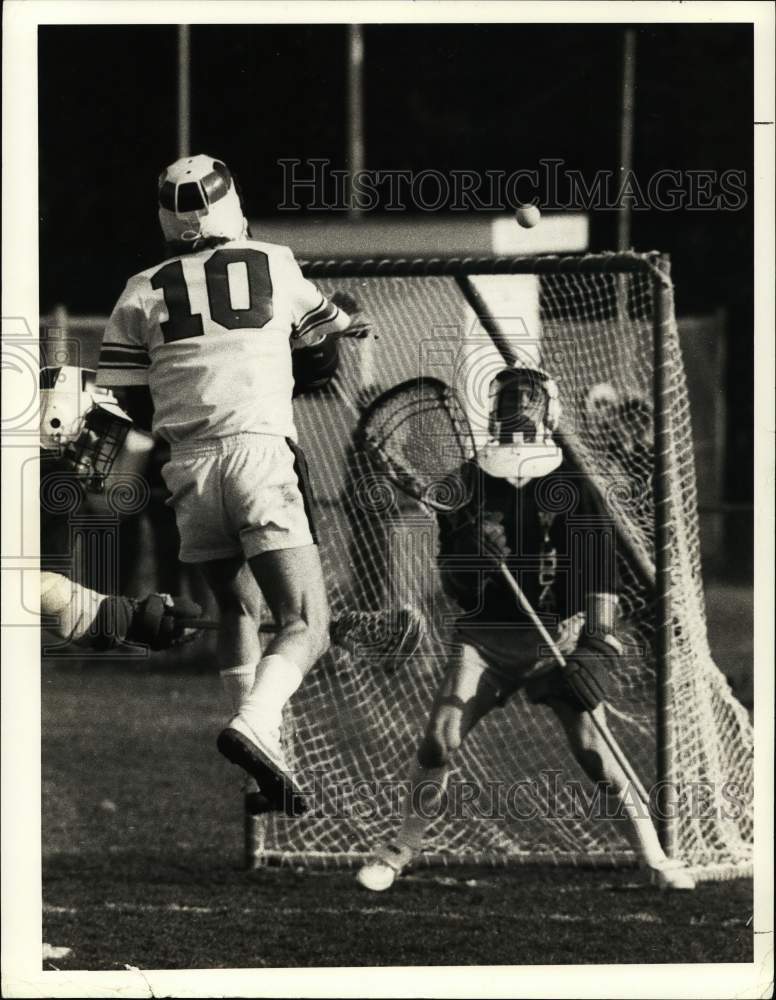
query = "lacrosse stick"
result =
(357, 376, 651, 808)
(492, 563, 650, 805)
(177, 617, 220, 629)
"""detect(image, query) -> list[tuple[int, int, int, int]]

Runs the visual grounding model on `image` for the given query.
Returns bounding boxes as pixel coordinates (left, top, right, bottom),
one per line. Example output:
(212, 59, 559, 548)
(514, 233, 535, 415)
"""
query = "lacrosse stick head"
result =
(357, 377, 478, 513)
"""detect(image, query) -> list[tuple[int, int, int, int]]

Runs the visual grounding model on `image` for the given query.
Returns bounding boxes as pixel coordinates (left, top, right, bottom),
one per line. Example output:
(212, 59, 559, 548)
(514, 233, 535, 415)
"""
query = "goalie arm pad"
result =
(560, 632, 622, 711)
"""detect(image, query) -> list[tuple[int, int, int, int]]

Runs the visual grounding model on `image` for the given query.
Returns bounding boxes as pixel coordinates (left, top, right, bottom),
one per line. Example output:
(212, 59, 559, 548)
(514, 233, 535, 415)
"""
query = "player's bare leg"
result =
(200, 556, 271, 811)
(217, 544, 330, 815)
(200, 555, 264, 708)
(248, 544, 330, 669)
(357, 643, 498, 890)
(549, 698, 695, 890)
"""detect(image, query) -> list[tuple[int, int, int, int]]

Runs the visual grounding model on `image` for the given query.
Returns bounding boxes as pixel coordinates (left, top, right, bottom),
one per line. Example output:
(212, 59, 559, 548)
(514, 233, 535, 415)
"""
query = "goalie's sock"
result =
(41, 572, 107, 643)
(219, 663, 257, 715)
(236, 654, 303, 733)
(395, 758, 450, 855)
(616, 784, 666, 868)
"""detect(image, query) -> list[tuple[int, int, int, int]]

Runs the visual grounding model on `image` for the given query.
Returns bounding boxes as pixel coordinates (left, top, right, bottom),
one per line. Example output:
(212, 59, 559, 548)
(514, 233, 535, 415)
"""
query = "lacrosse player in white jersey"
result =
(97, 154, 366, 814)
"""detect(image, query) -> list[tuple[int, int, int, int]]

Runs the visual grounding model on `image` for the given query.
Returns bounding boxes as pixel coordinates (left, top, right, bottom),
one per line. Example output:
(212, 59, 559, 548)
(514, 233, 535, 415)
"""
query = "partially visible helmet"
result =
(40, 366, 134, 493)
(158, 154, 248, 247)
(583, 381, 619, 428)
(476, 365, 562, 482)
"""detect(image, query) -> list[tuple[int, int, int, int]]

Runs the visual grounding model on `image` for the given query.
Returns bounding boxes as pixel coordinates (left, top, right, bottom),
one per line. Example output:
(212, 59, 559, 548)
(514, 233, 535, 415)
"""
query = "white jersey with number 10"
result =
(97, 238, 348, 445)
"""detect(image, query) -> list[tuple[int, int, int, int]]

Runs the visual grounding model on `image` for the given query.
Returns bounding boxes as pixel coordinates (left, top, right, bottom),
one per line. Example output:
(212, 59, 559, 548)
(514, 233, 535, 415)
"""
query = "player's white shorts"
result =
(162, 433, 316, 564)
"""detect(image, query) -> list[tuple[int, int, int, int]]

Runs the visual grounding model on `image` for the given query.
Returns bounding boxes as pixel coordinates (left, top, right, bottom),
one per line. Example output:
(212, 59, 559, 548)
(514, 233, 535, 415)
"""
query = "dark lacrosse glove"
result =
(126, 593, 203, 650)
(292, 332, 340, 395)
(481, 510, 511, 561)
(561, 633, 620, 711)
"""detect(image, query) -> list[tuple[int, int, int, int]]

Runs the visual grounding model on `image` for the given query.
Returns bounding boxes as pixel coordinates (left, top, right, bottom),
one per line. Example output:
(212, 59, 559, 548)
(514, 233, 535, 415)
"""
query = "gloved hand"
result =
(127, 593, 204, 650)
(481, 510, 511, 560)
(330, 291, 371, 339)
(329, 291, 360, 314)
(560, 632, 620, 711)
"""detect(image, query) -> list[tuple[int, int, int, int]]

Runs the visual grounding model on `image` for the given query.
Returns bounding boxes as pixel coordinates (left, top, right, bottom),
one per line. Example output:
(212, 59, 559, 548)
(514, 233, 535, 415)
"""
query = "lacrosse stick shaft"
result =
(329, 373, 361, 419)
(496, 562, 651, 806)
(178, 618, 221, 630)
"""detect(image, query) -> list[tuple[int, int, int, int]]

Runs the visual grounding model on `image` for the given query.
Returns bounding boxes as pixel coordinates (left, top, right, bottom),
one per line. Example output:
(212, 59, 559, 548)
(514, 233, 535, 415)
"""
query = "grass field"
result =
(41, 655, 754, 972)
(704, 581, 754, 711)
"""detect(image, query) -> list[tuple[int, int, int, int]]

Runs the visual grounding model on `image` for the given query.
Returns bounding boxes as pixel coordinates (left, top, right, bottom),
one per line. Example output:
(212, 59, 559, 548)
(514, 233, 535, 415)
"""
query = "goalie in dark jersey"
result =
(357, 365, 695, 892)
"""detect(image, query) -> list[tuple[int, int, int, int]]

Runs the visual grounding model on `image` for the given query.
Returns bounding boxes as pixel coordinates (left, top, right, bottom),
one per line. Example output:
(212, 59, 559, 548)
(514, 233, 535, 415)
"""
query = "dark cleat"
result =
(217, 721, 308, 817)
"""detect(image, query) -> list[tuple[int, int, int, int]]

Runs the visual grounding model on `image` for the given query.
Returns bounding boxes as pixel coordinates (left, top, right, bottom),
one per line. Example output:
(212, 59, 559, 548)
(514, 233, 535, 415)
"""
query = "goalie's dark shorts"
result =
(452, 613, 585, 709)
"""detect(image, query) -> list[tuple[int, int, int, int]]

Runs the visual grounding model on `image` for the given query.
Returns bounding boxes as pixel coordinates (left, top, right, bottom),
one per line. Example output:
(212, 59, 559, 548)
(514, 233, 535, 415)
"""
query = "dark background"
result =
(38, 22, 754, 519)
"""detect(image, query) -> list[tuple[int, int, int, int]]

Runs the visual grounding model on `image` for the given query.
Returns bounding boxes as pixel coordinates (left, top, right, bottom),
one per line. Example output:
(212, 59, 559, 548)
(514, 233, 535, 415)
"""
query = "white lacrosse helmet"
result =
(158, 154, 248, 246)
(40, 366, 134, 492)
(476, 365, 563, 482)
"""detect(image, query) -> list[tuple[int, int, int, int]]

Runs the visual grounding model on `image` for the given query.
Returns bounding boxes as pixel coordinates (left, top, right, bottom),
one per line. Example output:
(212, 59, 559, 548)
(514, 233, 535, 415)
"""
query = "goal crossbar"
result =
(300, 250, 669, 280)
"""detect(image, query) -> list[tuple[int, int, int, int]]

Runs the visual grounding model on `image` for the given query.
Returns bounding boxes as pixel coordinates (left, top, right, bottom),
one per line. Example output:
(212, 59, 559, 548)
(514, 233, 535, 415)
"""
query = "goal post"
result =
(245, 252, 752, 881)
(652, 255, 678, 858)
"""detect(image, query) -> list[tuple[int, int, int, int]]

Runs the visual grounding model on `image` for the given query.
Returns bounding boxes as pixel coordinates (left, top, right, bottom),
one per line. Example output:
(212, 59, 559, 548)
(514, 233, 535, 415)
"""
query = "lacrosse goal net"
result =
(249, 252, 752, 882)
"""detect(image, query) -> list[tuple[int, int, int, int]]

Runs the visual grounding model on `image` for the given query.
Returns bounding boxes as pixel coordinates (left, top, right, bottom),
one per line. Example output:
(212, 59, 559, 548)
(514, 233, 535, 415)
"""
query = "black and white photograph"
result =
(2, 2, 773, 997)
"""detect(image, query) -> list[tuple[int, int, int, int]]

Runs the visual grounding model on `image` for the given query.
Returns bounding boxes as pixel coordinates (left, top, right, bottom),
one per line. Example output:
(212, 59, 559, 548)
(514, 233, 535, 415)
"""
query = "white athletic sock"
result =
(219, 663, 257, 714)
(236, 654, 304, 733)
(220, 665, 261, 795)
(616, 784, 666, 868)
(396, 757, 450, 855)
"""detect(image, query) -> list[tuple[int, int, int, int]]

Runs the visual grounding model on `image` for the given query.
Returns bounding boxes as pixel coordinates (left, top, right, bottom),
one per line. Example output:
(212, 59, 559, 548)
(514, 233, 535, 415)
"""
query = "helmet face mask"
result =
(491, 369, 549, 442)
(158, 154, 248, 249)
(64, 403, 133, 493)
(476, 366, 563, 483)
(40, 366, 134, 494)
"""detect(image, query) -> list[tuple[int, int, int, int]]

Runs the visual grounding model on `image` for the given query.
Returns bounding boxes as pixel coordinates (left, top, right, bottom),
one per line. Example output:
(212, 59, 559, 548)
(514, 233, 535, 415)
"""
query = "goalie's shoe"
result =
(356, 841, 416, 892)
(331, 608, 424, 664)
(244, 789, 275, 816)
(646, 858, 696, 891)
(241, 777, 274, 817)
(217, 716, 308, 817)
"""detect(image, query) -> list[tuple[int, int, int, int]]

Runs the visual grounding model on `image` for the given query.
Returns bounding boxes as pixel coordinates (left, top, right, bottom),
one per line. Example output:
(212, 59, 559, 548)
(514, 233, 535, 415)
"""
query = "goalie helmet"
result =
(158, 154, 248, 247)
(476, 365, 563, 483)
(40, 366, 134, 493)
